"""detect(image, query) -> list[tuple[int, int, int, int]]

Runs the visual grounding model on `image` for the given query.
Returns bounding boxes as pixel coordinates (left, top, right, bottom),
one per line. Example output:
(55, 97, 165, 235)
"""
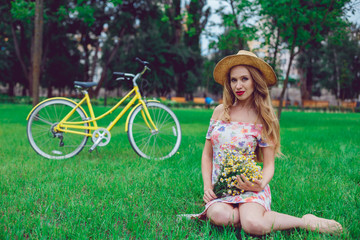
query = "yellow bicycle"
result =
(26, 58, 181, 160)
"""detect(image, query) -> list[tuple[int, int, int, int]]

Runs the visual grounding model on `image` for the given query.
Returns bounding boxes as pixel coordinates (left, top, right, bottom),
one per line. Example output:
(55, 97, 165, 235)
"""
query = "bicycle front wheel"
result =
(27, 99, 89, 159)
(127, 102, 181, 160)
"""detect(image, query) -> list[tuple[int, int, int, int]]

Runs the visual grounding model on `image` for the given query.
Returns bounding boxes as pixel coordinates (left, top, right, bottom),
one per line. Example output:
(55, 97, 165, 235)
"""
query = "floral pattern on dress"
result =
(206, 119, 269, 184)
(196, 119, 272, 219)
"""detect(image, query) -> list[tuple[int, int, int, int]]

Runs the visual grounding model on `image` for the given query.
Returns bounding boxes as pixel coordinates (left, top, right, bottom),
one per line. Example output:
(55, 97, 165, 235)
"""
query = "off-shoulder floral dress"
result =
(195, 119, 272, 220)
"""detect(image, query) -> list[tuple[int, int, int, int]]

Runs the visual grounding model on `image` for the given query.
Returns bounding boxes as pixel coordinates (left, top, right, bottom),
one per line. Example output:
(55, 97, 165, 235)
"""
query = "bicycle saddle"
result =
(74, 81, 98, 88)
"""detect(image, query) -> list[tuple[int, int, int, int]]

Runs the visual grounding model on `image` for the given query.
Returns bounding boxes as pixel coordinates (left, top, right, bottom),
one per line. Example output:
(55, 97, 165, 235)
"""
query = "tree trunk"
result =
(171, 0, 182, 45)
(93, 28, 126, 97)
(81, 31, 91, 82)
(11, 24, 28, 82)
(165, 0, 182, 96)
(306, 66, 313, 99)
(277, 43, 296, 120)
(32, 0, 43, 106)
(47, 85, 52, 98)
(22, 86, 27, 96)
(271, 28, 280, 69)
(7, 81, 15, 97)
(89, 42, 100, 82)
(300, 54, 313, 101)
(333, 50, 340, 103)
(229, 0, 243, 50)
(104, 88, 107, 107)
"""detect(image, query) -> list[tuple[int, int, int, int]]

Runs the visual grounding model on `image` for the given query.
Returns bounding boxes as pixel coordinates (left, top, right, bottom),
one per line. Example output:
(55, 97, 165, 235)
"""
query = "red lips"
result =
(236, 91, 245, 96)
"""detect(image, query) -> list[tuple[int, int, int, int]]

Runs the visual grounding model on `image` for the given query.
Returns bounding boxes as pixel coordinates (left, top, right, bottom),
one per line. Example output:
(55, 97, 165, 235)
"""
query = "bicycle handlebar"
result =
(135, 57, 150, 67)
(113, 57, 150, 84)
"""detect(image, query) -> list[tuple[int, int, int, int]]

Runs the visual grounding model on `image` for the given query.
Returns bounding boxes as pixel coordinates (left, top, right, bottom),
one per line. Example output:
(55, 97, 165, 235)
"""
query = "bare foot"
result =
(301, 214, 342, 234)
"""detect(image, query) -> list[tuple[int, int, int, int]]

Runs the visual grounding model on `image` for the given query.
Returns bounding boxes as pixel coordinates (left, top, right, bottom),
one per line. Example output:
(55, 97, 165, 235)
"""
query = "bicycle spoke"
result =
(34, 114, 54, 126)
(128, 102, 181, 160)
(157, 121, 175, 132)
(53, 104, 59, 122)
(58, 104, 66, 122)
(141, 135, 152, 155)
(154, 135, 176, 146)
(31, 124, 52, 133)
(27, 99, 88, 159)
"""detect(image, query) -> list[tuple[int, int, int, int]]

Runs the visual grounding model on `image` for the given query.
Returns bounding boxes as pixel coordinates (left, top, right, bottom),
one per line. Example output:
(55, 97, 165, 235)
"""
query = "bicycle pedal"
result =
(89, 142, 99, 152)
(89, 136, 103, 152)
(89, 144, 97, 152)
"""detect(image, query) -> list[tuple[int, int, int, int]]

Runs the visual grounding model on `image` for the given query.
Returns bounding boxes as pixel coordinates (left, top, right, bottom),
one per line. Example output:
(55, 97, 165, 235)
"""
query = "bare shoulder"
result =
(211, 104, 224, 120)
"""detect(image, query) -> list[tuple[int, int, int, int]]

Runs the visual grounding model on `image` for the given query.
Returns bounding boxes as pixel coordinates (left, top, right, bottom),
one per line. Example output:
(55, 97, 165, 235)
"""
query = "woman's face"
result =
(229, 65, 254, 102)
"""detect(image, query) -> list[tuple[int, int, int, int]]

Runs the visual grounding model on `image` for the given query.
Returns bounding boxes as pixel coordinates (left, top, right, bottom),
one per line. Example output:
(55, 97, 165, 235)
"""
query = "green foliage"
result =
(257, 0, 352, 119)
(106, 2, 175, 96)
(10, 0, 35, 23)
(70, 4, 96, 26)
(56, 5, 68, 22)
(258, 0, 351, 57)
(2, 0, 359, 104)
(202, 57, 223, 96)
(102, 0, 210, 98)
(2, 0, 211, 99)
(209, 0, 256, 52)
(108, 0, 123, 5)
(296, 21, 360, 100)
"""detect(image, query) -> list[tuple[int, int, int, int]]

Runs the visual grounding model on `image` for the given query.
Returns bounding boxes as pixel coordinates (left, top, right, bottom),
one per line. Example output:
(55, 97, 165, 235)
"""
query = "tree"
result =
(181, 0, 210, 99)
(210, 0, 257, 52)
(203, 0, 257, 97)
(298, 24, 360, 100)
(184, 0, 210, 53)
(258, 0, 352, 120)
(9, 0, 85, 98)
(296, 40, 324, 100)
(106, 0, 176, 97)
(32, 0, 43, 106)
(10, 0, 36, 96)
(4, 0, 210, 99)
(64, 0, 127, 97)
(105, 0, 210, 98)
(323, 33, 360, 100)
(0, 1, 20, 96)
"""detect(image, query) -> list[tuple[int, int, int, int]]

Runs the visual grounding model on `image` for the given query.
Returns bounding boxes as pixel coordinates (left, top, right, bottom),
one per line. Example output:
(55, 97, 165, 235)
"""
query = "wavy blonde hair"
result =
(221, 65, 281, 161)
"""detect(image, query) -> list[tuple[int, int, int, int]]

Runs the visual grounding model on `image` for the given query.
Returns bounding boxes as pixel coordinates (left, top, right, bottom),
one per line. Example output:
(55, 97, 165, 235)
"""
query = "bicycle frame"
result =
(26, 85, 159, 137)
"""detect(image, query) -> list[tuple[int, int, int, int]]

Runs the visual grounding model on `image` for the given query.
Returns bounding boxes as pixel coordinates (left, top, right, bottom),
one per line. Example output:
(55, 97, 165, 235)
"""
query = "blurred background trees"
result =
(0, 0, 359, 107)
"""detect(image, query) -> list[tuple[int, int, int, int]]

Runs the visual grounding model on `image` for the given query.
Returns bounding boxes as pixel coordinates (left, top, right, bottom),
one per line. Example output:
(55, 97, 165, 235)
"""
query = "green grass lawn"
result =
(0, 103, 359, 239)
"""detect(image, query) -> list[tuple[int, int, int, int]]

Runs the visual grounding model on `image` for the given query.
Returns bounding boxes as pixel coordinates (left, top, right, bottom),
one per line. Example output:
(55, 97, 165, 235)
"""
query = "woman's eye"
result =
(231, 78, 237, 82)
(242, 77, 248, 81)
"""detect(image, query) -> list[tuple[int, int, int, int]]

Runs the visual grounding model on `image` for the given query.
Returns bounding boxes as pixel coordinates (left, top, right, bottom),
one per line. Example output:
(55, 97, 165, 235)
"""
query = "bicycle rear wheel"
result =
(127, 102, 181, 160)
(27, 99, 89, 159)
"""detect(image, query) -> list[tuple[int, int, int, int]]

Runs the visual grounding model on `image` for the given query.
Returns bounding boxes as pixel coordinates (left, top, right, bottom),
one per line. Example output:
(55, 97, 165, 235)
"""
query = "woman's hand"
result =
(236, 174, 264, 192)
(203, 187, 217, 203)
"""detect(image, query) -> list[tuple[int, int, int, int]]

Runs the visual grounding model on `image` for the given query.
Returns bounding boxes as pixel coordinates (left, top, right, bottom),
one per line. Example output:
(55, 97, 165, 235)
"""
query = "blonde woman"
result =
(196, 50, 342, 235)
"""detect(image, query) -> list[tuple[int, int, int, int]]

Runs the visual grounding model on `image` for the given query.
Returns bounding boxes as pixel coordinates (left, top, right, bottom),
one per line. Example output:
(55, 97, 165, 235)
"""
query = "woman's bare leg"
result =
(238, 203, 342, 236)
(206, 202, 240, 227)
(301, 214, 342, 233)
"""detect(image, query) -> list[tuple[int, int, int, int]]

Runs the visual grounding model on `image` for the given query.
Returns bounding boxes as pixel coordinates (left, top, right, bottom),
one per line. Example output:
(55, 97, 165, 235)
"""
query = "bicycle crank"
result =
(89, 128, 111, 152)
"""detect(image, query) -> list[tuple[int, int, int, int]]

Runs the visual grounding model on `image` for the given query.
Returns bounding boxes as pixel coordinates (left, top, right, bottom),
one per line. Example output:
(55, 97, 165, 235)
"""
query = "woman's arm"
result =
(258, 146, 275, 188)
(202, 104, 223, 203)
(202, 139, 217, 203)
(236, 146, 275, 192)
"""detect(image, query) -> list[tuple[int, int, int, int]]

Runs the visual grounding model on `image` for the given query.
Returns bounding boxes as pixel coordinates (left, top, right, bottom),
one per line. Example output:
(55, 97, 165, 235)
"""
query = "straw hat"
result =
(213, 50, 277, 86)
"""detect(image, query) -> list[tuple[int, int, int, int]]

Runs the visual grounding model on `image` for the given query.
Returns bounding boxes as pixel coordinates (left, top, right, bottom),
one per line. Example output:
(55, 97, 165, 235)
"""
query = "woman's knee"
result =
(207, 204, 239, 227)
(241, 216, 271, 235)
